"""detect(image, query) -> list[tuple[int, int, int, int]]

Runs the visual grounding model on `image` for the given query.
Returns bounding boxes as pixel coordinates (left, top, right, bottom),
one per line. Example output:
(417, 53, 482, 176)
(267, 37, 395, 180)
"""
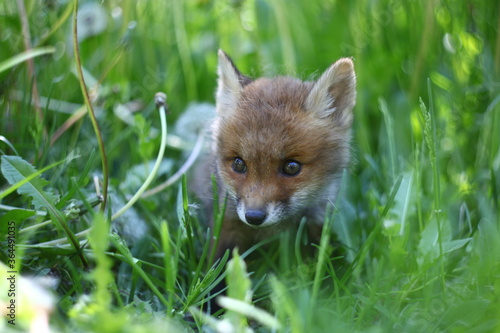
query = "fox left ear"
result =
(216, 50, 251, 116)
(305, 58, 356, 128)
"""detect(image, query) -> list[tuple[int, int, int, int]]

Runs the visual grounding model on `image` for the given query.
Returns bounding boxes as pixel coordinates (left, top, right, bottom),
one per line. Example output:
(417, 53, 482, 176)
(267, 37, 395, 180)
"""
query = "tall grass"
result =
(1, 0, 499, 332)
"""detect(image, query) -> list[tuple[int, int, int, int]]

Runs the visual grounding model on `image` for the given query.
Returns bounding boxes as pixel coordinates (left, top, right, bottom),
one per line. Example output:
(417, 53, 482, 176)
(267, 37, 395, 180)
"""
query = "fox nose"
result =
(245, 209, 266, 226)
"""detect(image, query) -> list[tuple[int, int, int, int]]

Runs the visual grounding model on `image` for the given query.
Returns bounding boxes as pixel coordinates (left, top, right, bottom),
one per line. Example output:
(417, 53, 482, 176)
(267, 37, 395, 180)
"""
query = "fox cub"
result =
(198, 50, 356, 260)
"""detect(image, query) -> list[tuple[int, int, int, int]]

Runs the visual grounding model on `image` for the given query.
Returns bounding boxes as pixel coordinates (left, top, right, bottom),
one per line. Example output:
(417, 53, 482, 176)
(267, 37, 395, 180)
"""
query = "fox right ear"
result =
(216, 50, 249, 115)
(305, 58, 356, 128)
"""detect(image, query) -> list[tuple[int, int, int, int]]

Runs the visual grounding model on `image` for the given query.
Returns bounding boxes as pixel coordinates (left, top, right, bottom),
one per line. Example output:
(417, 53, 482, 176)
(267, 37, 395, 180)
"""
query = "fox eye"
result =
(232, 157, 247, 174)
(282, 160, 301, 176)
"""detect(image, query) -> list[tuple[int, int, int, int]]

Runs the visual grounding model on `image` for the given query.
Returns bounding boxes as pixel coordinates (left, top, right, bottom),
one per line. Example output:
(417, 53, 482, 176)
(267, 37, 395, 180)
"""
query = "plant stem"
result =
(72, 0, 109, 212)
(111, 93, 168, 220)
(141, 131, 204, 198)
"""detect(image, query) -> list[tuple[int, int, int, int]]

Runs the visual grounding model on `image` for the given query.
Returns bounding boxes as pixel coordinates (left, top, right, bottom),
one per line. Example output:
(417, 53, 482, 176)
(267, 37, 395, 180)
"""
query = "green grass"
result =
(1, 0, 499, 332)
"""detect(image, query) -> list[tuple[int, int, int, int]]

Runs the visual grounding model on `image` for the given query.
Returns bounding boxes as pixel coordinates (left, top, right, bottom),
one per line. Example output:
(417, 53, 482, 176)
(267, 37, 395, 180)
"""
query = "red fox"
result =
(196, 50, 356, 260)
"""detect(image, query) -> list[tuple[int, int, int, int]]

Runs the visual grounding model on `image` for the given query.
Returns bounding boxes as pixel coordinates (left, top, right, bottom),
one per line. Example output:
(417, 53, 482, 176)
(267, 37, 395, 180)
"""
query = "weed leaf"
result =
(226, 249, 251, 303)
(1, 155, 59, 210)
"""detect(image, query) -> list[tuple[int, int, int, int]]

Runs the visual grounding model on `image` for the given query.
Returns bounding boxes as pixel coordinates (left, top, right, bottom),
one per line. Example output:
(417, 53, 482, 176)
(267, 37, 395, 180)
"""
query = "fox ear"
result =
(305, 58, 356, 127)
(216, 50, 250, 115)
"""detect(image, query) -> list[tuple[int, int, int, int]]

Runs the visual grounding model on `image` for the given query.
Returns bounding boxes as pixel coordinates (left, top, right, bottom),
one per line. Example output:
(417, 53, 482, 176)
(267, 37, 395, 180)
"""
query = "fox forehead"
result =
(217, 77, 340, 163)
(239, 76, 312, 111)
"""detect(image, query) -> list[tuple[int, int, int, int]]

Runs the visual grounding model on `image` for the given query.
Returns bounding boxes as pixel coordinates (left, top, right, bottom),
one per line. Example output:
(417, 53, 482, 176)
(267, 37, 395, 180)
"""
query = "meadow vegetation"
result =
(0, 0, 499, 332)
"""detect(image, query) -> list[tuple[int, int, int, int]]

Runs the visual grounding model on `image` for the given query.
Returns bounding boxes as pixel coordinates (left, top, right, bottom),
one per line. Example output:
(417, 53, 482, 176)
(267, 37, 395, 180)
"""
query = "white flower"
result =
(76, 2, 108, 42)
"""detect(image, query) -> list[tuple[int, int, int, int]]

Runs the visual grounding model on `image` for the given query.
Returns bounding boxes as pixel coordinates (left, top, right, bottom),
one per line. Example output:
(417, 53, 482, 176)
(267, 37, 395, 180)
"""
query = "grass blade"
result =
(0, 47, 55, 73)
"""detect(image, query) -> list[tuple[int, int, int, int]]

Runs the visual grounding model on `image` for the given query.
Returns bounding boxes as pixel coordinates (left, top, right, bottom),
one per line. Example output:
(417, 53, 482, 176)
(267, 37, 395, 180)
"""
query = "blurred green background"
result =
(0, 0, 500, 158)
(1, 0, 498, 180)
(1, 0, 499, 332)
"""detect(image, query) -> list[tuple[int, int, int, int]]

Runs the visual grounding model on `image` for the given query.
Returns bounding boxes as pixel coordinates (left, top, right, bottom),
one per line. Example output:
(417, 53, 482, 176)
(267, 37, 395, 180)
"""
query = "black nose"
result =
(245, 209, 266, 226)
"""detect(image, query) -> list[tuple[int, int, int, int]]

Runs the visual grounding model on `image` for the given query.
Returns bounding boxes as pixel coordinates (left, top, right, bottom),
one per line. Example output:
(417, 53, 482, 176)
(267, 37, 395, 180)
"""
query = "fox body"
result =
(198, 50, 356, 259)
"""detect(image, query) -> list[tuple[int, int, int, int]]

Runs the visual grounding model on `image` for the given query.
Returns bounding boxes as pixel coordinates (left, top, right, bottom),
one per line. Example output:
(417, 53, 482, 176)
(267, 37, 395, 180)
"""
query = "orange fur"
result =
(197, 50, 356, 260)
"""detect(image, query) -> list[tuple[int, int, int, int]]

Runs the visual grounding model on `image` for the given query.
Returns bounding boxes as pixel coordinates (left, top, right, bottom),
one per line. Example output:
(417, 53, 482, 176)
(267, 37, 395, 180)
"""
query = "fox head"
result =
(213, 50, 356, 228)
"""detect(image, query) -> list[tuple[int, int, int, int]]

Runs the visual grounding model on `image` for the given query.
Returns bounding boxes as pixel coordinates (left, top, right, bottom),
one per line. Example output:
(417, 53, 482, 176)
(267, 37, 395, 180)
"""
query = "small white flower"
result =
(76, 2, 108, 42)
